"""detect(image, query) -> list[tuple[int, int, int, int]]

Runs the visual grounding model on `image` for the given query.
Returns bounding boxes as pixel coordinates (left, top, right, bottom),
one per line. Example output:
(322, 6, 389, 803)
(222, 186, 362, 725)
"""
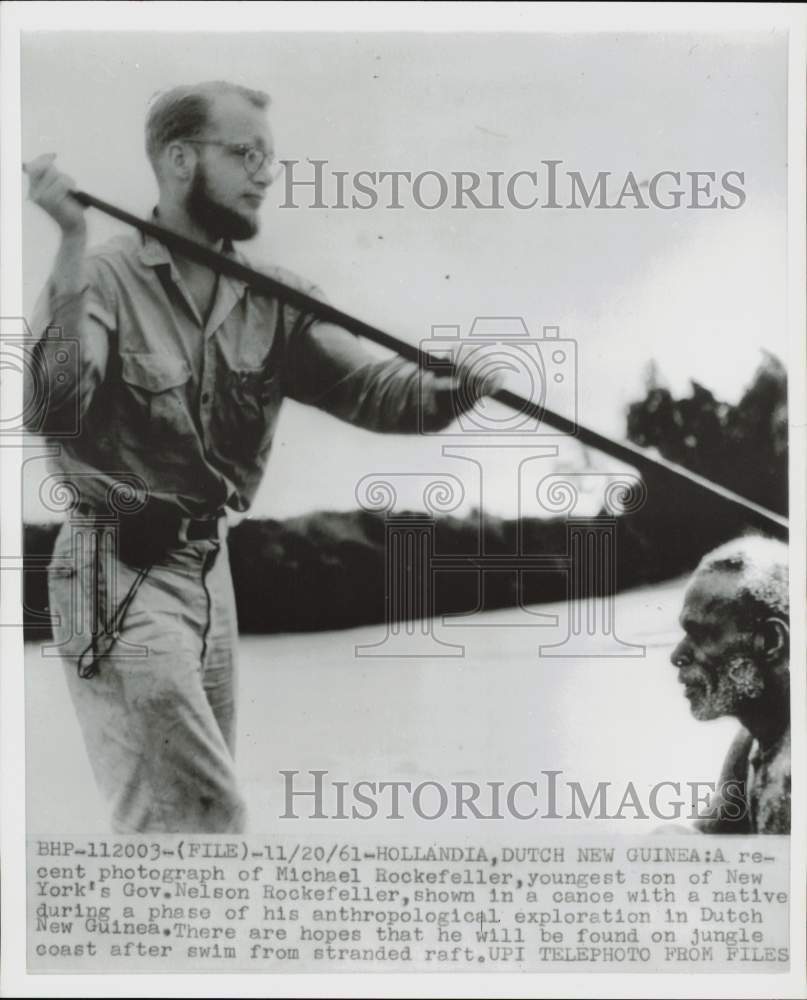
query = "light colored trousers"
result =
(47, 516, 247, 833)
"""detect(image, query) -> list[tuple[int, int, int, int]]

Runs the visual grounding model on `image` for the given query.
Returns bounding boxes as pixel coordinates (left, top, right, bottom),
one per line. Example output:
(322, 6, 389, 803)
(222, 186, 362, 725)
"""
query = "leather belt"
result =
(75, 501, 224, 546)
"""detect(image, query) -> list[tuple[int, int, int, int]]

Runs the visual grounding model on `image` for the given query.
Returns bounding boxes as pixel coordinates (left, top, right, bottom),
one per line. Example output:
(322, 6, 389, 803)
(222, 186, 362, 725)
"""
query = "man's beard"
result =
(187, 165, 258, 242)
(684, 645, 765, 721)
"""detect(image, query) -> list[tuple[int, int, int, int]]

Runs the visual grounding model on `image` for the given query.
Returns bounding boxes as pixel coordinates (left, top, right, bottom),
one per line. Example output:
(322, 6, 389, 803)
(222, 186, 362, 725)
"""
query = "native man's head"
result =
(670, 536, 789, 721)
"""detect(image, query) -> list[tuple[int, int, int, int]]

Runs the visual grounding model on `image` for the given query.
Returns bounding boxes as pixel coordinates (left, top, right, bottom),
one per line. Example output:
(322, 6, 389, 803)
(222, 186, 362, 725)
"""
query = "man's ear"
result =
(754, 617, 789, 662)
(164, 141, 194, 182)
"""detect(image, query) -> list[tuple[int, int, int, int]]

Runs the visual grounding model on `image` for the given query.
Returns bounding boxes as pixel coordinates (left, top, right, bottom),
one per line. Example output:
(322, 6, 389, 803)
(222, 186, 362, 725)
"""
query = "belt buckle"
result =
(181, 513, 223, 543)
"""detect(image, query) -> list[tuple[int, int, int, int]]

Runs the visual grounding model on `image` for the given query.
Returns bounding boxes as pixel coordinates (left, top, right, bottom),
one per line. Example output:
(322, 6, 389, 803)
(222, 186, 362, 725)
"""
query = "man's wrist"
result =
(50, 224, 89, 301)
(59, 220, 88, 244)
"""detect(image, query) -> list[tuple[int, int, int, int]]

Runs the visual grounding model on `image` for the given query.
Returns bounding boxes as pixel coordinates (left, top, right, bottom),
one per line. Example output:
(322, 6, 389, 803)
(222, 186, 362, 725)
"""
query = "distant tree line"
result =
(626, 352, 787, 518)
(23, 354, 787, 638)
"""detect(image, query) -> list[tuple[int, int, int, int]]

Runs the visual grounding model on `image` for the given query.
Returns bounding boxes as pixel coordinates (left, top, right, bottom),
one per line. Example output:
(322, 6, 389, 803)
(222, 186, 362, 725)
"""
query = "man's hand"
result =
(424, 361, 505, 432)
(446, 359, 506, 419)
(24, 154, 86, 236)
(455, 362, 505, 409)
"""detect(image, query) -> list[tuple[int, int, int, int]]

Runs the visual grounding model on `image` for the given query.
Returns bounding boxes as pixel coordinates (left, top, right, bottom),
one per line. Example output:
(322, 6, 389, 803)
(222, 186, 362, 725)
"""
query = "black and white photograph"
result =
(1, 2, 805, 997)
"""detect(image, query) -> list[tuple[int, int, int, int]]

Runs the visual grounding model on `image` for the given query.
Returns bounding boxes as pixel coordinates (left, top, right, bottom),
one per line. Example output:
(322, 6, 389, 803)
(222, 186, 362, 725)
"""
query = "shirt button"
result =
(201, 392, 211, 404)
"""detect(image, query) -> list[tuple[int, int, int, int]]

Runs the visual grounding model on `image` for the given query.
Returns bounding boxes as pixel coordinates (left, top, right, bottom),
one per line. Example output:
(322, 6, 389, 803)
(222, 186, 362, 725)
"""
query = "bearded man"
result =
(25, 81, 496, 833)
(670, 536, 790, 833)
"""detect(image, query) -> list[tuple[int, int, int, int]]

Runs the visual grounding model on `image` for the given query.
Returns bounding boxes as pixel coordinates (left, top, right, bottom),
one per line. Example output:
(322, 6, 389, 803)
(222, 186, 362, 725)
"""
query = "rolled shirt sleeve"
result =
(284, 286, 461, 434)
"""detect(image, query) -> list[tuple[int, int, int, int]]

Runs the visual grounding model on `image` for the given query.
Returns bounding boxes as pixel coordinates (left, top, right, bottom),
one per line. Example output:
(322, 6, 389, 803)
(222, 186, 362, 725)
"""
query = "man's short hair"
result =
(695, 535, 789, 629)
(145, 81, 271, 171)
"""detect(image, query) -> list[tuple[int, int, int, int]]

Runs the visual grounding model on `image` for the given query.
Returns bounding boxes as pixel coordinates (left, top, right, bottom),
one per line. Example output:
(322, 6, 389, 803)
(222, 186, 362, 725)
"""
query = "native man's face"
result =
(185, 92, 275, 242)
(670, 572, 765, 721)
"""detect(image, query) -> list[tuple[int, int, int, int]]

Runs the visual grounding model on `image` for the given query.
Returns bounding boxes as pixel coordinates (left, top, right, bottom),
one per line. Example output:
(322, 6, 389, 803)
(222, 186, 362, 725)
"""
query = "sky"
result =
(20, 29, 788, 521)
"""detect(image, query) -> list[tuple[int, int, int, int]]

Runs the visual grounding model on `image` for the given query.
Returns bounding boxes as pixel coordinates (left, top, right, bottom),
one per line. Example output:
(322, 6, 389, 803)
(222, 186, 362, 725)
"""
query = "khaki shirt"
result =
(28, 228, 456, 516)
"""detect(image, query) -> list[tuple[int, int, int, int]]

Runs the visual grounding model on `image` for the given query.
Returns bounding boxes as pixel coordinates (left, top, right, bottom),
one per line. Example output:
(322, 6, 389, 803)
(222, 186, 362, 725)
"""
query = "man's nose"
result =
(670, 638, 691, 667)
(251, 160, 274, 188)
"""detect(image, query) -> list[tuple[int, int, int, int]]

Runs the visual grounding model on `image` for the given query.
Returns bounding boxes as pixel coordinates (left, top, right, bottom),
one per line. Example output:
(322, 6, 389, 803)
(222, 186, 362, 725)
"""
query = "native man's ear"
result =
(754, 616, 789, 662)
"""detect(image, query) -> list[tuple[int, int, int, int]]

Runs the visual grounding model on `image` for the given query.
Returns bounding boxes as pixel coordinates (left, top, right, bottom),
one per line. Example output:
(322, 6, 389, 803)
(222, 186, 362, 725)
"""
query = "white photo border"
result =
(1, 3, 805, 998)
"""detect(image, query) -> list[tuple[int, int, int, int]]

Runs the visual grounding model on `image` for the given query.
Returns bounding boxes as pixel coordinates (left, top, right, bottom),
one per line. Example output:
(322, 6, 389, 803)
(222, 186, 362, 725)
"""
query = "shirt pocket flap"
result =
(120, 352, 191, 392)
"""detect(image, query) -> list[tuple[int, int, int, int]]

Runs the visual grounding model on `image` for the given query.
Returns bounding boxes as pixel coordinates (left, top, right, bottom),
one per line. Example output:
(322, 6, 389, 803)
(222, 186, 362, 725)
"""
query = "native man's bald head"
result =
(694, 536, 789, 628)
(671, 536, 789, 721)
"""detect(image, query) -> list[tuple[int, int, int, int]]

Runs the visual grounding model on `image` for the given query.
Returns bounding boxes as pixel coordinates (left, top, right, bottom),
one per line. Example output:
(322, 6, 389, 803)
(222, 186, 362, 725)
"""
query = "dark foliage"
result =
(615, 353, 787, 587)
(626, 353, 787, 517)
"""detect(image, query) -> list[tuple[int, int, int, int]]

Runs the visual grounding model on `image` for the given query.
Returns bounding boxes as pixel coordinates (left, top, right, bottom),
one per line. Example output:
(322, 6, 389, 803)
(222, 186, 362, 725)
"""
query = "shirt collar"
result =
(137, 209, 248, 295)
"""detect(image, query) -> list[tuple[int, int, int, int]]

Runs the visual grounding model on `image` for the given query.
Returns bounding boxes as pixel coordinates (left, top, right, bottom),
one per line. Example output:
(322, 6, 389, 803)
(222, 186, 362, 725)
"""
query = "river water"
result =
(26, 576, 736, 835)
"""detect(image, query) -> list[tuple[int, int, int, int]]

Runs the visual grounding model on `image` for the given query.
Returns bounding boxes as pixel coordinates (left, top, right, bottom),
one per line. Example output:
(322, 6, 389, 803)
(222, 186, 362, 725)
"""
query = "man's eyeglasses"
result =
(181, 139, 283, 182)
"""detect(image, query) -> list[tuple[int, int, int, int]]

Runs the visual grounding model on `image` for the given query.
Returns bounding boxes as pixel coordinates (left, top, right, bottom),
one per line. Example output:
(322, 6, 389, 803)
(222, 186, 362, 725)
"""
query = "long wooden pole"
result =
(69, 189, 788, 540)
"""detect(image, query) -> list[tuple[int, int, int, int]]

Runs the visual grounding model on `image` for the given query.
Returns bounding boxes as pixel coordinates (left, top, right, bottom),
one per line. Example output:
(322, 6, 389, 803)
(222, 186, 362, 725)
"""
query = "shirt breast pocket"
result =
(215, 360, 282, 458)
(119, 352, 192, 437)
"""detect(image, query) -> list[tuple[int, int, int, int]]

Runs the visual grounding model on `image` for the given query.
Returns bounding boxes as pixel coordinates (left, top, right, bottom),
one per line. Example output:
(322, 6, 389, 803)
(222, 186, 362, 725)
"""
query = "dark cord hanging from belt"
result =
(73, 502, 224, 679)
(76, 527, 153, 680)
